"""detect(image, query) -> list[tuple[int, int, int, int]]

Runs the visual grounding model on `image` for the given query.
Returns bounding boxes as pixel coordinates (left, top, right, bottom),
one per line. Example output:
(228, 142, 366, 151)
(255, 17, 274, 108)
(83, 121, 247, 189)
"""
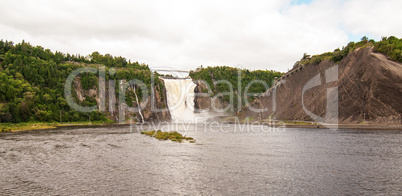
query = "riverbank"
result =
(218, 117, 402, 130)
(0, 121, 115, 132)
(277, 123, 402, 130)
(2, 119, 401, 133)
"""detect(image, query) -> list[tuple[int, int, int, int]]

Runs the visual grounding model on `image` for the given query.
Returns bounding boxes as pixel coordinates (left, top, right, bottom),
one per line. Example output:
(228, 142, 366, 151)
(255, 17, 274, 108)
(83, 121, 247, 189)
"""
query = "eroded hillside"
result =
(238, 47, 402, 124)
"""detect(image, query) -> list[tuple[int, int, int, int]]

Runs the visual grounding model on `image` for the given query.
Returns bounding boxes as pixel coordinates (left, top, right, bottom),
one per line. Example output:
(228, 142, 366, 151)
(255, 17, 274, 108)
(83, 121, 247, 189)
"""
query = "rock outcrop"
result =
(238, 47, 402, 125)
(74, 78, 171, 123)
(193, 80, 230, 113)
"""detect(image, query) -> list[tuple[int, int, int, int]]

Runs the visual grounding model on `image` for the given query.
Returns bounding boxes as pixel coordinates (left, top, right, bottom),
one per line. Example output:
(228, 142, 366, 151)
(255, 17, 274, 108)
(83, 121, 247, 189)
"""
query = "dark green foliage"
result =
(189, 66, 283, 110)
(299, 36, 402, 65)
(88, 51, 149, 68)
(374, 36, 402, 63)
(81, 73, 98, 90)
(110, 68, 165, 105)
(0, 39, 164, 123)
(331, 41, 368, 63)
(307, 52, 334, 65)
(361, 36, 369, 43)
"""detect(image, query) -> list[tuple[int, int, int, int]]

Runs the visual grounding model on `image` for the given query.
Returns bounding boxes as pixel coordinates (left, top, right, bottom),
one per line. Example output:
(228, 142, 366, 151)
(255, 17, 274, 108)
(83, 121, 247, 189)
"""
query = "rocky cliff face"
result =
(142, 81, 171, 122)
(74, 78, 171, 123)
(193, 80, 229, 113)
(238, 47, 402, 124)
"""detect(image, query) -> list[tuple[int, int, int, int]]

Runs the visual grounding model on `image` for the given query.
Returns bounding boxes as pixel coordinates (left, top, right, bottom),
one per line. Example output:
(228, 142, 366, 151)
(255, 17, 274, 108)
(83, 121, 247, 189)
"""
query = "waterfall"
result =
(131, 84, 144, 123)
(163, 78, 197, 122)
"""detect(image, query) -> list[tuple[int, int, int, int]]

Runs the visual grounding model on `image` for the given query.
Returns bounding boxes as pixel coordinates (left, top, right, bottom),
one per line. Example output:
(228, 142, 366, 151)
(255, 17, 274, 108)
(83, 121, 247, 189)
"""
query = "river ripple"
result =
(0, 124, 401, 195)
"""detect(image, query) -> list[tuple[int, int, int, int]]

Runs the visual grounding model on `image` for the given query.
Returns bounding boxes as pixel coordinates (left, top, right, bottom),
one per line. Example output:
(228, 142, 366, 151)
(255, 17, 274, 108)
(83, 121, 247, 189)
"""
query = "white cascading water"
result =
(163, 78, 197, 123)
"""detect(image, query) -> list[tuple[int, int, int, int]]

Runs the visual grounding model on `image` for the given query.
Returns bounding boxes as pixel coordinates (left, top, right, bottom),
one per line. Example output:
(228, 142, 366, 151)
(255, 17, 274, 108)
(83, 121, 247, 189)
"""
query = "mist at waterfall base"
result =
(162, 78, 211, 123)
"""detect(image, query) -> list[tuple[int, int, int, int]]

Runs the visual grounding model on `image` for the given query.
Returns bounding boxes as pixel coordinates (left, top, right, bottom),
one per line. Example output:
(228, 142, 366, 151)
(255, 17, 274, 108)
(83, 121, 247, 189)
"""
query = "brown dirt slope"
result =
(238, 47, 402, 124)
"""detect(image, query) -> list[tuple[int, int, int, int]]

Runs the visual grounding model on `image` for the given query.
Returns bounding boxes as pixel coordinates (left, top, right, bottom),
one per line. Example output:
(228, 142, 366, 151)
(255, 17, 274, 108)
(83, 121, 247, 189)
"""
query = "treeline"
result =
(0, 40, 164, 123)
(189, 66, 283, 111)
(374, 36, 402, 62)
(86, 51, 149, 68)
(297, 36, 402, 66)
(0, 40, 149, 69)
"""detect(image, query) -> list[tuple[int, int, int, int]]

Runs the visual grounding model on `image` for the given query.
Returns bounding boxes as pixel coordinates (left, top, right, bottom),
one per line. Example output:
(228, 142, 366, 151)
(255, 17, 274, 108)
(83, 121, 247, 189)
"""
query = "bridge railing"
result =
(151, 69, 190, 73)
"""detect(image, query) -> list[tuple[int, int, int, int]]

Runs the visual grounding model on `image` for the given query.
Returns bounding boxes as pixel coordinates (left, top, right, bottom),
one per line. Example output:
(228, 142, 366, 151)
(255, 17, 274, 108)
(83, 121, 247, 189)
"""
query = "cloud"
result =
(341, 0, 402, 39)
(0, 0, 400, 72)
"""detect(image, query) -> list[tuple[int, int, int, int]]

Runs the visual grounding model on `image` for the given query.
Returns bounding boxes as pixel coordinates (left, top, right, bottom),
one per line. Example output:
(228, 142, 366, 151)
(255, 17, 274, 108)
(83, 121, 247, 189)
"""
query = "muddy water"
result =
(0, 124, 401, 195)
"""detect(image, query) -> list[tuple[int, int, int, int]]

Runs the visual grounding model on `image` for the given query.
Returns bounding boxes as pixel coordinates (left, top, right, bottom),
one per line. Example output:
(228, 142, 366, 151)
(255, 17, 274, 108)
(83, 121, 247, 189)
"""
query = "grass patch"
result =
(141, 130, 195, 143)
(0, 123, 56, 132)
(55, 120, 114, 126)
(0, 120, 115, 132)
(289, 121, 314, 125)
(280, 121, 314, 125)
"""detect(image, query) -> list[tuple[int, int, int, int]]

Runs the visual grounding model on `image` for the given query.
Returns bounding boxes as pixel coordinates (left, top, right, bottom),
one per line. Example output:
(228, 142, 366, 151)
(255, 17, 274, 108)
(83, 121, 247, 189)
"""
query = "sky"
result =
(0, 0, 401, 72)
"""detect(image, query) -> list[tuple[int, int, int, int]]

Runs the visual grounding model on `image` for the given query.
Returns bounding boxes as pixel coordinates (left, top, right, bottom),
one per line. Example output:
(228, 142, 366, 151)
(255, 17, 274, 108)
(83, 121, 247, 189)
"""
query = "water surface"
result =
(0, 124, 401, 195)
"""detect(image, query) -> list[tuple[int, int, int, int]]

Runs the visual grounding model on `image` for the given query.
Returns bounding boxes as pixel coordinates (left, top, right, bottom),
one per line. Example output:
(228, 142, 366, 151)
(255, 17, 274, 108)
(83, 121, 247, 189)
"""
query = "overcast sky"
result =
(0, 0, 401, 72)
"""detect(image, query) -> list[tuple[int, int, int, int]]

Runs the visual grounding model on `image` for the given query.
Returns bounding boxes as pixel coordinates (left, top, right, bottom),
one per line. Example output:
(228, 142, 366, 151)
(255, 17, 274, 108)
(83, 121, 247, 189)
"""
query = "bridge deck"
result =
(159, 76, 191, 79)
(152, 69, 190, 73)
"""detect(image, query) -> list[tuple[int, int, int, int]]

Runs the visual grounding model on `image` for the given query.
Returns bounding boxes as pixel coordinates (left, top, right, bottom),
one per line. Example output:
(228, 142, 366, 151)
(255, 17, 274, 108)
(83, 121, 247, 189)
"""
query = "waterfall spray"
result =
(163, 78, 197, 122)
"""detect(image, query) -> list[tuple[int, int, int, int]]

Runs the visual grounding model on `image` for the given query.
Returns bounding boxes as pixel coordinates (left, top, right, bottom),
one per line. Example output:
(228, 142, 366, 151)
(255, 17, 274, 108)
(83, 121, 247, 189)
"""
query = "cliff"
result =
(193, 80, 228, 113)
(238, 47, 402, 125)
(74, 76, 171, 123)
(190, 66, 282, 114)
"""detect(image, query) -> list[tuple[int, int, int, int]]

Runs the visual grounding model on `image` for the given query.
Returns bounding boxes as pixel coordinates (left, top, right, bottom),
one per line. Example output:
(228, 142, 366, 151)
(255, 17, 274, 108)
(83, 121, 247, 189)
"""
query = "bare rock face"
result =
(141, 84, 171, 122)
(74, 78, 171, 123)
(238, 47, 402, 125)
(193, 80, 228, 113)
(120, 82, 171, 123)
(193, 81, 212, 111)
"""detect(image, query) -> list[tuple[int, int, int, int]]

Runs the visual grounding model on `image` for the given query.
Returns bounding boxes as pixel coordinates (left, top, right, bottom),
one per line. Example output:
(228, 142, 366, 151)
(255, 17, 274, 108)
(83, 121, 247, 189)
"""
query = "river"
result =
(0, 124, 401, 195)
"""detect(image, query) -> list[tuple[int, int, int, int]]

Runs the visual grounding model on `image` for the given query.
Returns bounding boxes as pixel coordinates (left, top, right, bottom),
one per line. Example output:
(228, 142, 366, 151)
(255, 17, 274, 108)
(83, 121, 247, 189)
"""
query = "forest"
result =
(189, 66, 283, 110)
(0, 40, 164, 123)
